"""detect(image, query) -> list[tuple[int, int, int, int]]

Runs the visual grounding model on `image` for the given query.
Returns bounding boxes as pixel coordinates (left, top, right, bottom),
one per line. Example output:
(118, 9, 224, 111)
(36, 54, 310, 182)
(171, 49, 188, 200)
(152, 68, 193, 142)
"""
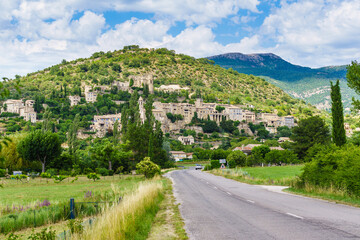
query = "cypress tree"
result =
(331, 80, 346, 146)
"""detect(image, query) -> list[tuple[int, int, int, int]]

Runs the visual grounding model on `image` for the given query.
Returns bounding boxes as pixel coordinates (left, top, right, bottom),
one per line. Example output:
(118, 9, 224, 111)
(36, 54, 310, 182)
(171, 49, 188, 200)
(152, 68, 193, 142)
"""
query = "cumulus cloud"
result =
(258, 0, 360, 66)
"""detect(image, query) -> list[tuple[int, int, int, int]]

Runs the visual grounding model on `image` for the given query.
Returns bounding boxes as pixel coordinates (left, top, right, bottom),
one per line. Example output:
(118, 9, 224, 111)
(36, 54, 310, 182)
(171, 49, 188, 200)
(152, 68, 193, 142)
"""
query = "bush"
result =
(298, 144, 360, 196)
(136, 157, 161, 178)
(40, 172, 51, 178)
(87, 173, 100, 181)
(108, 170, 114, 176)
(210, 160, 221, 169)
(96, 168, 109, 176)
(0, 169, 6, 177)
(228, 159, 236, 168)
(83, 168, 94, 174)
(226, 151, 247, 167)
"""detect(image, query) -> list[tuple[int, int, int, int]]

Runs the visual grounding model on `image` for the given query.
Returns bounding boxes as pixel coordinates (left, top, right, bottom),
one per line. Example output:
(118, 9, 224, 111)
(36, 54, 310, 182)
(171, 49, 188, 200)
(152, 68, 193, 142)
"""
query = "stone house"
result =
(68, 95, 81, 106)
(169, 151, 187, 162)
(2, 99, 37, 123)
(130, 74, 154, 94)
(178, 135, 195, 145)
(90, 113, 121, 138)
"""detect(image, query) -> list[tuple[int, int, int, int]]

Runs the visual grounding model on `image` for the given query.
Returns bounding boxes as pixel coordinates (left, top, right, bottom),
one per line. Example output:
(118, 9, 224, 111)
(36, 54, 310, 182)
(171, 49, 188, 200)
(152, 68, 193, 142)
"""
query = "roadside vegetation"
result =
(210, 165, 303, 186)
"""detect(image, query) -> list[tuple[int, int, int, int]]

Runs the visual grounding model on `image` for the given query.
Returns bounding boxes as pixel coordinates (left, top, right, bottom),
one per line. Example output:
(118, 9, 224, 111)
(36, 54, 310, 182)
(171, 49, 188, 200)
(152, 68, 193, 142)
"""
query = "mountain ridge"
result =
(207, 52, 353, 109)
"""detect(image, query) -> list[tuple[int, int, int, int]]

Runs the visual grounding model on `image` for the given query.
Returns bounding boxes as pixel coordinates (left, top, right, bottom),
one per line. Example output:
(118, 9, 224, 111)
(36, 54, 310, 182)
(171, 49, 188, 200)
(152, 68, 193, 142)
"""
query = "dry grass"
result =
(147, 178, 188, 240)
(73, 178, 164, 240)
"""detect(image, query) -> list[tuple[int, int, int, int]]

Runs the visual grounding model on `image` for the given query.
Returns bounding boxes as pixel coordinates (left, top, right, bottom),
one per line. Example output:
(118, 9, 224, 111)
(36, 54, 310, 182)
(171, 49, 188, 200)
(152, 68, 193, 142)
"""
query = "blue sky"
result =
(1, 0, 360, 78)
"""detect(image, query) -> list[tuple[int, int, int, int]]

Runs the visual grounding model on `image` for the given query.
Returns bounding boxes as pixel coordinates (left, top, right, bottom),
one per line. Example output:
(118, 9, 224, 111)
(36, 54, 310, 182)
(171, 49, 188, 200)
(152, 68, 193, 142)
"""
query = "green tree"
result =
(226, 150, 247, 166)
(136, 157, 160, 178)
(291, 116, 330, 160)
(68, 114, 80, 157)
(17, 130, 62, 172)
(330, 80, 346, 146)
(215, 105, 225, 113)
(346, 61, 360, 109)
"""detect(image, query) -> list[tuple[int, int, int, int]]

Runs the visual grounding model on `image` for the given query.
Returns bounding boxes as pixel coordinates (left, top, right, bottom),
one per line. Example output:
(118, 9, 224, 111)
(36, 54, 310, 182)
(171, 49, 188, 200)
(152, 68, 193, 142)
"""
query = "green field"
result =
(0, 175, 144, 235)
(0, 175, 143, 207)
(210, 165, 304, 186)
(242, 165, 303, 180)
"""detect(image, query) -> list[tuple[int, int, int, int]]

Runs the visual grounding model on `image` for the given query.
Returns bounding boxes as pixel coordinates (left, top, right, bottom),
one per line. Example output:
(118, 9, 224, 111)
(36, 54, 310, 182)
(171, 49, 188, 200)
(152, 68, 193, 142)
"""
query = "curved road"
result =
(167, 169, 360, 240)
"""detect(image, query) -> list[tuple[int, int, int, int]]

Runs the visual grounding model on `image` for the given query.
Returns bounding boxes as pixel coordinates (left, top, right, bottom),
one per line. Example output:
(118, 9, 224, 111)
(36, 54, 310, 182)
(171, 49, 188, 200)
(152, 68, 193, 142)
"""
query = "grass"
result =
(147, 178, 188, 240)
(210, 165, 304, 186)
(73, 177, 165, 240)
(0, 175, 144, 235)
(286, 184, 360, 208)
(0, 175, 142, 206)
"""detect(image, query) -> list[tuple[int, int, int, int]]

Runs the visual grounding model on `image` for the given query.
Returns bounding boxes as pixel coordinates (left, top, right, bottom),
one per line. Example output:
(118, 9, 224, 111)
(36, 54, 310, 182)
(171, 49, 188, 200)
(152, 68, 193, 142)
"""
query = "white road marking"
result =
(214, 186, 218, 189)
(286, 213, 304, 219)
(226, 192, 232, 195)
(247, 200, 255, 204)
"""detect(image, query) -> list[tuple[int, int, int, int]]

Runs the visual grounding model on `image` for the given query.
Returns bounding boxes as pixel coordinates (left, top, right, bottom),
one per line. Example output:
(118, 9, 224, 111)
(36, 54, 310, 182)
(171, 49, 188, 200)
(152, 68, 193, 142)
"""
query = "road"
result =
(167, 169, 360, 240)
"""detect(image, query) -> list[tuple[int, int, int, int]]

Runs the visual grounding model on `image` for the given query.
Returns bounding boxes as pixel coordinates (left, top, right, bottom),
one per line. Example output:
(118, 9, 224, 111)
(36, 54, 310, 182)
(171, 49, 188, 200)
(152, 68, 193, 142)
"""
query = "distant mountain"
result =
(207, 53, 354, 109)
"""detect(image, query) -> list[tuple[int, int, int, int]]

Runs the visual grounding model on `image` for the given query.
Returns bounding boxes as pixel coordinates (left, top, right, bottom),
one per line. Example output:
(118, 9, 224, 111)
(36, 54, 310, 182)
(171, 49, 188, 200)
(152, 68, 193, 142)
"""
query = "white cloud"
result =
(258, 0, 360, 67)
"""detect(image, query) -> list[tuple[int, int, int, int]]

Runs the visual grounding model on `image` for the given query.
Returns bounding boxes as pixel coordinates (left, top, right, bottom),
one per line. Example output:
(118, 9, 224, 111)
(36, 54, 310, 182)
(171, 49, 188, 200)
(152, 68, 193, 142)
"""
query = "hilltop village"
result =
(1, 74, 297, 144)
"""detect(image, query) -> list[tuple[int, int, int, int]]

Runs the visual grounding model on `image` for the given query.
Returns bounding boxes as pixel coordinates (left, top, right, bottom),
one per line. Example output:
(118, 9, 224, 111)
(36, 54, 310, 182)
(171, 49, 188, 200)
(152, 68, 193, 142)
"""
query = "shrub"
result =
(53, 175, 67, 183)
(87, 173, 100, 181)
(40, 172, 51, 178)
(96, 168, 109, 176)
(108, 170, 114, 176)
(227, 159, 236, 168)
(83, 168, 94, 174)
(298, 144, 360, 196)
(0, 169, 6, 177)
(210, 160, 221, 169)
(226, 151, 247, 167)
(136, 157, 161, 178)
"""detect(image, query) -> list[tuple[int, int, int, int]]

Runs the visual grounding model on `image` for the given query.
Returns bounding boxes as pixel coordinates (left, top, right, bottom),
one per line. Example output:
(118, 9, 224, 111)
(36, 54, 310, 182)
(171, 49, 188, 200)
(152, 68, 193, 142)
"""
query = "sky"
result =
(1, 0, 360, 78)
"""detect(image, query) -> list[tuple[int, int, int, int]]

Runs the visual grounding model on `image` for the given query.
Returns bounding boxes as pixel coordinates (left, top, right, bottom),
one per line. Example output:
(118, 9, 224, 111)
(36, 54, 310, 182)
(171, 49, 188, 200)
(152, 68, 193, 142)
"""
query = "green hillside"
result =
(0, 46, 321, 139)
(207, 53, 355, 109)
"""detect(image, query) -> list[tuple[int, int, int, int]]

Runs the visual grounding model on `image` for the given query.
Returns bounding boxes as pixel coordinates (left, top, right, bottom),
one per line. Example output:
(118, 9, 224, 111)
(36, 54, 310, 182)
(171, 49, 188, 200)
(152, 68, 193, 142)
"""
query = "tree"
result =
(346, 61, 360, 109)
(251, 145, 270, 165)
(215, 105, 225, 113)
(331, 80, 346, 146)
(17, 130, 62, 172)
(136, 157, 161, 178)
(291, 116, 330, 160)
(226, 150, 247, 166)
(68, 114, 80, 157)
(42, 108, 54, 132)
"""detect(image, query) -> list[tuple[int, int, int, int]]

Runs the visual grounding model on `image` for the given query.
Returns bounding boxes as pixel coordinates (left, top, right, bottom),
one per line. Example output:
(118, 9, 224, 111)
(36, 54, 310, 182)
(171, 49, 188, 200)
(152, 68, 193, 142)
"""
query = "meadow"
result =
(210, 165, 304, 186)
(0, 175, 144, 235)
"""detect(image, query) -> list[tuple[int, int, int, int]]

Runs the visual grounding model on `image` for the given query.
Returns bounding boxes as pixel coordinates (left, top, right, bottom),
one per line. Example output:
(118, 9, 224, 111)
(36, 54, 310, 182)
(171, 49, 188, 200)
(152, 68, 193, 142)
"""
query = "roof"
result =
(169, 151, 186, 154)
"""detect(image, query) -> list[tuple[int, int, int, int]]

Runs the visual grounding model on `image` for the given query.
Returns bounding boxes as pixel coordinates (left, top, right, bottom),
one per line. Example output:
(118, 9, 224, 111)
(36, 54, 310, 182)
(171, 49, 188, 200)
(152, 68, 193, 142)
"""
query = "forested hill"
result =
(6, 47, 318, 119)
(207, 53, 355, 109)
(207, 52, 347, 82)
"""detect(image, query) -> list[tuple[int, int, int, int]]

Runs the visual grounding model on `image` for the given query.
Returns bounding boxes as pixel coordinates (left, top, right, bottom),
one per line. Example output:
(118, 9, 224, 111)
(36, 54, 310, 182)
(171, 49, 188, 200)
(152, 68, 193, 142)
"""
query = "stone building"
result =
(69, 95, 81, 106)
(90, 113, 121, 138)
(2, 99, 37, 123)
(84, 86, 99, 103)
(130, 74, 154, 93)
(178, 135, 195, 145)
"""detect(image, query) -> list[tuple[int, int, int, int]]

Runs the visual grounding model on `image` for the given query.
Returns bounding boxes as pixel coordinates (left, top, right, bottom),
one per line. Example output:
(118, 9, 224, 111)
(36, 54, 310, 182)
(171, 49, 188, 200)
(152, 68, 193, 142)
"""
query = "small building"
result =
(69, 95, 81, 106)
(278, 137, 291, 143)
(169, 151, 187, 162)
(178, 135, 195, 145)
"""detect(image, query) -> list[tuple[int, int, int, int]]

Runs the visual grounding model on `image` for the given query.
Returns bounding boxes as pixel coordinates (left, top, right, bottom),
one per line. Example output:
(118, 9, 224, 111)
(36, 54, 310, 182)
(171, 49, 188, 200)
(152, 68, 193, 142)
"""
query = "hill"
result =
(207, 53, 355, 109)
(1, 47, 320, 136)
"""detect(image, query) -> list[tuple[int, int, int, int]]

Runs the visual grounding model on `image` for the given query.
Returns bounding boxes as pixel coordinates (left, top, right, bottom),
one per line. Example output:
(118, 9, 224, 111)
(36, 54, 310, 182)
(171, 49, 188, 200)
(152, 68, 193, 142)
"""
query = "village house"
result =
(2, 99, 37, 123)
(232, 144, 284, 155)
(68, 95, 81, 106)
(157, 84, 190, 93)
(169, 151, 193, 162)
(90, 113, 121, 138)
(178, 135, 195, 145)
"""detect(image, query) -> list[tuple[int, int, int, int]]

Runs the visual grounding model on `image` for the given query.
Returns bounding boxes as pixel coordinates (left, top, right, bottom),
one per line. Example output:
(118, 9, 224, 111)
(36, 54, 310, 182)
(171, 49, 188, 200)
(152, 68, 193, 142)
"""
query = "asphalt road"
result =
(167, 169, 360, 240)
